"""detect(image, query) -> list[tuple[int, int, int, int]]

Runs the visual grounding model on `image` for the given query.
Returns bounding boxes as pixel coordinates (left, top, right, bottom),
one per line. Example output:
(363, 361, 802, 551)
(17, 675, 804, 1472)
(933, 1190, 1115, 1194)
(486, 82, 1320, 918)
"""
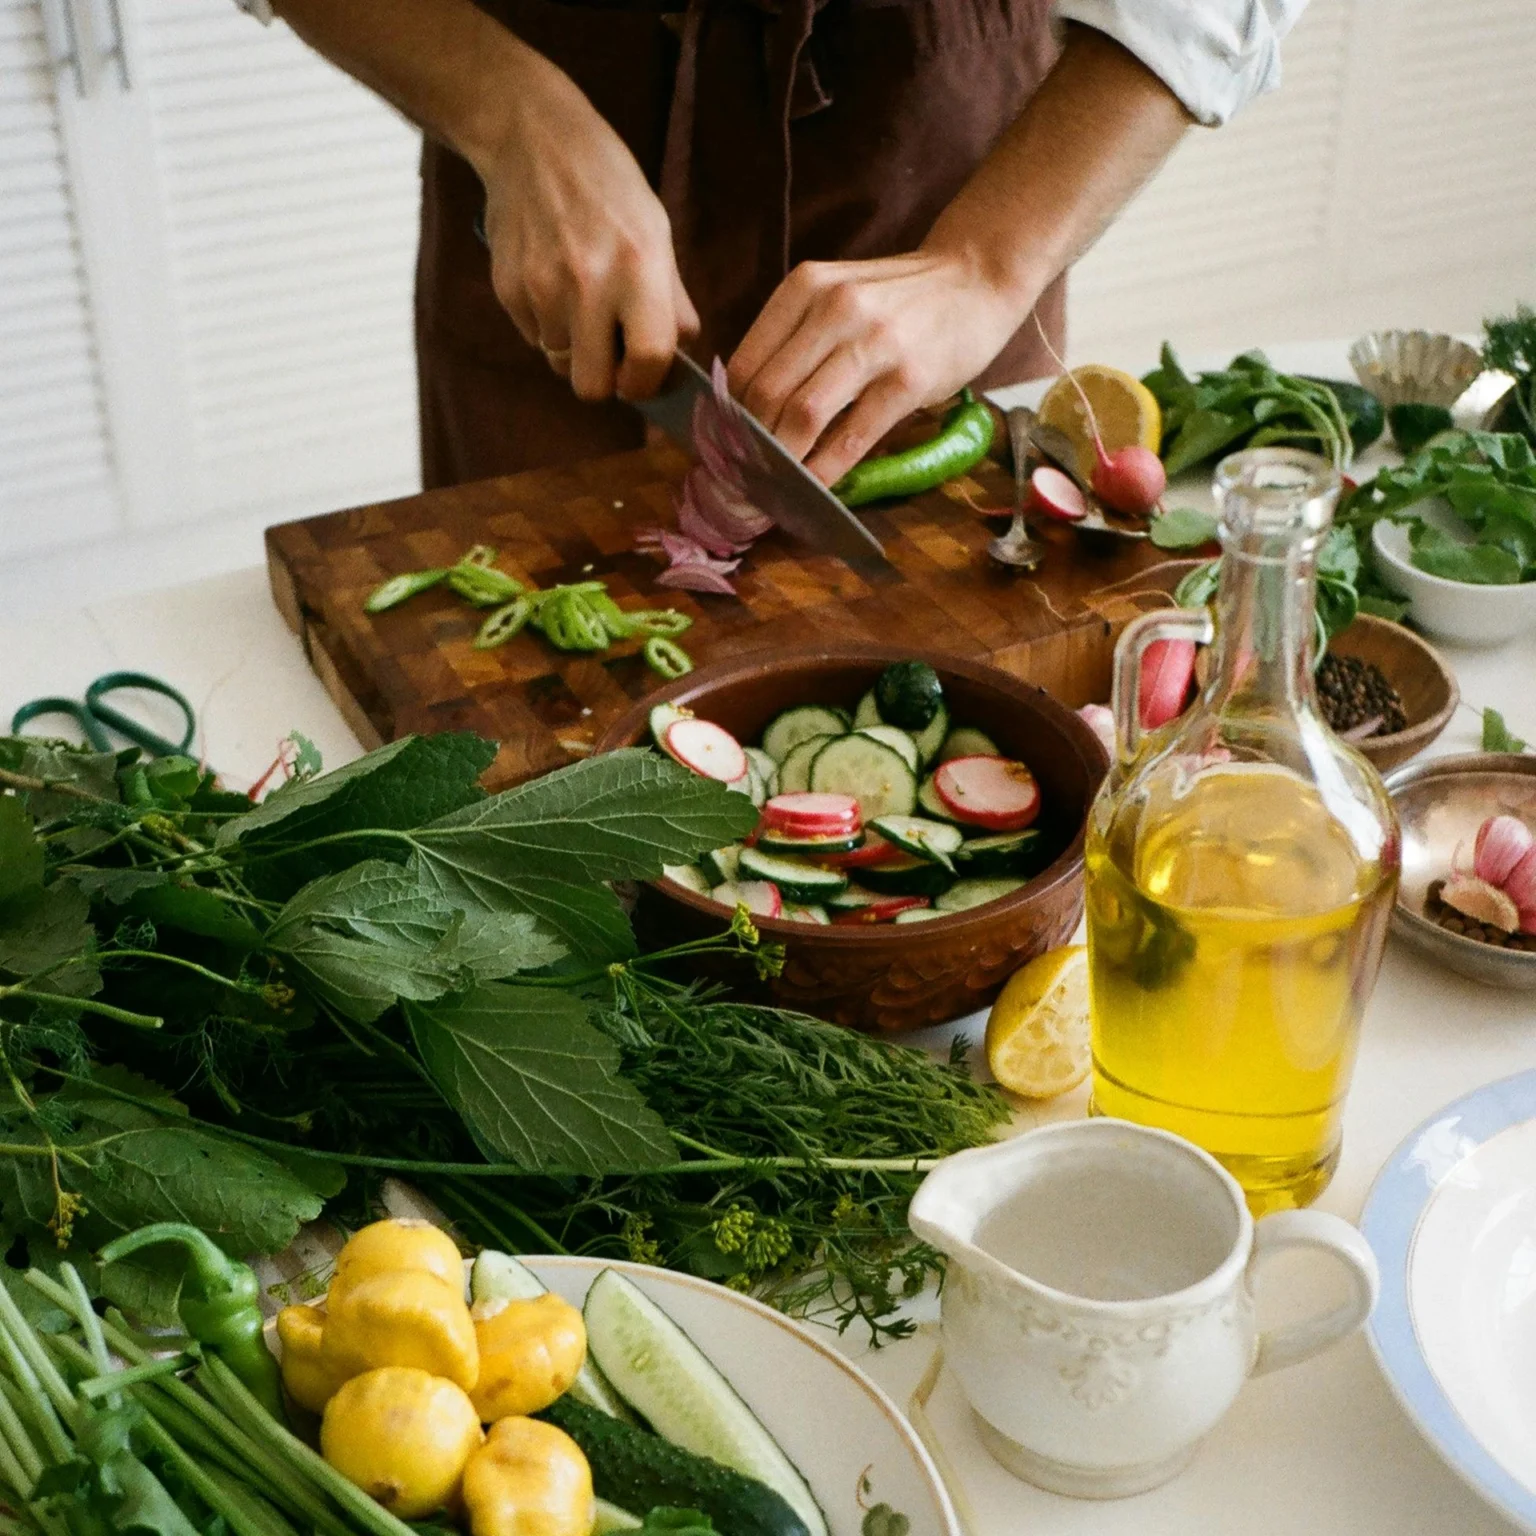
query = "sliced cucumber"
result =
(828, 707, 853, 730)
(934, 876, 1026, 913)
(824, 885, 882, 911)
(744, 747, 780, 799)
(469, 1252, 634, 1420)
(912, 699, 951, 767)
(917, 773, 961, 823)
(808, 734, 916, 821)
(893, 907, 945, 924)
(852, 690, 882, 729)
(781, 904, 831, 925)
(583, 1269, 826, 1536)
(856, 857, 954, 899)
(856, 725, 919, 773)
(755, 828, 864, 857)
(662, 864, 712, 896)
(776, 735, 834, 795)
(870, 815, 964, 870)
(699, 846, 744, 886)
(761, 706, 848, 765)
(738, 848, 848, 902)
(939, 726, 1000, 762)
(649, 702, 693, 749)
(953, 829, 1045, 877)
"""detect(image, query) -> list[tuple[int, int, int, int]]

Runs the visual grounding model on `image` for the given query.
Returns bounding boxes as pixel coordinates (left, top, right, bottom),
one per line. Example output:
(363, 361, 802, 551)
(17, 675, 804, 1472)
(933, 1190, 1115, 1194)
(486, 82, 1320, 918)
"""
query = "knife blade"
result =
(634, 353, 895, 577)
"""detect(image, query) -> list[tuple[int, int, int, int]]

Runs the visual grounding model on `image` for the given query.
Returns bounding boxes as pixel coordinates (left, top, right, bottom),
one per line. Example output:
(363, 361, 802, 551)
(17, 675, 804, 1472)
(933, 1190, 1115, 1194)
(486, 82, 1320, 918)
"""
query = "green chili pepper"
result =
(644, 636, 694, 678)
(460, 544, 498, 568)
(546, 591, 610, 651)
(363, 567, 448, 614)
(587, 592, 638, 641)
(627, 608, 693, 638)
(833, 388, 996, 507)
(473, 595, 535, 649)
(98, 1223, 285, 1422)
(446, 562, 524, 607)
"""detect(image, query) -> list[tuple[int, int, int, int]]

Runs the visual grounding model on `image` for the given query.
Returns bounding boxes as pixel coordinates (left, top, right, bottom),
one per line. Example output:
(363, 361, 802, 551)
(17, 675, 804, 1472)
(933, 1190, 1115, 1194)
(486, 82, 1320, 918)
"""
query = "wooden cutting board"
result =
(266, 433, 1185, 790)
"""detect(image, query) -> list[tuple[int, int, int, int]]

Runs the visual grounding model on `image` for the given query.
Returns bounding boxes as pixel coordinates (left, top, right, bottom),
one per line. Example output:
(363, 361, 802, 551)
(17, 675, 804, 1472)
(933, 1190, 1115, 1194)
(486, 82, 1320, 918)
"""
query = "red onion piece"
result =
(656, 563, 740, 594)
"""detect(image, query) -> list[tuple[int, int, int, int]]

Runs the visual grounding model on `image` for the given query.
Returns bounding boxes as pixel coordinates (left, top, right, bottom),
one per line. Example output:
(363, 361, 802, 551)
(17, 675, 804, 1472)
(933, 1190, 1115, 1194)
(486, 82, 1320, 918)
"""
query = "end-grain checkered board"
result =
(266, 436, 1182, 790)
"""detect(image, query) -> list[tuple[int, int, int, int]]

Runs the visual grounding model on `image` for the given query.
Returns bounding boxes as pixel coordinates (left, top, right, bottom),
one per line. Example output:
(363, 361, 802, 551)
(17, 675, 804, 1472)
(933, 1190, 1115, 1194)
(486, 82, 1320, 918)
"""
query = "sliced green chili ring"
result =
(588, 592, 638, 641)
(644, 637, 694, 678)
(473, 595, 536, 649)
(538, 591, 608, 651)
(627, 608, 693, 638)
(460, 544, 498, 568)
(364, 567, 448, 614)
(447, 564, 524, 607)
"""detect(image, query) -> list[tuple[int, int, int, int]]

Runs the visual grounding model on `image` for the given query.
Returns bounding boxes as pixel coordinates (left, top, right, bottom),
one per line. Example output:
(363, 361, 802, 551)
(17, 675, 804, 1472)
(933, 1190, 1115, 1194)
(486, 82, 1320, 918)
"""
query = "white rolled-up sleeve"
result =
(1053, 0, 1310, 126)
(234, 0, 274, 22)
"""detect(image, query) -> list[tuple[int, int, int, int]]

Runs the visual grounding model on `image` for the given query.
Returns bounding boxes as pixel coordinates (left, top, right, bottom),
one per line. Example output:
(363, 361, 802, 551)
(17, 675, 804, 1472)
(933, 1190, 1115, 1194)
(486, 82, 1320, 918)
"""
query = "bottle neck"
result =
(1209, 532, 1320, 715)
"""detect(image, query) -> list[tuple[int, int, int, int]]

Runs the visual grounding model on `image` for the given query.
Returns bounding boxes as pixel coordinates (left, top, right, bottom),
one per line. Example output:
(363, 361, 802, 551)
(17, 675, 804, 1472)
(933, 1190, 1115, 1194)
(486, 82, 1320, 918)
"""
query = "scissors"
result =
(10, 672, 199, 760)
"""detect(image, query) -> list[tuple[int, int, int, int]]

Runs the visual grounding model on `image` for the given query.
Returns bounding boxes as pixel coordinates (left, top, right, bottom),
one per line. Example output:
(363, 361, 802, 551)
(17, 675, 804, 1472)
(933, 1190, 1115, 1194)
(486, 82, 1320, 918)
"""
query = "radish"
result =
(1078, 703, 1116, 757)
(1474, 815, 1535, 888)
(709, 879, 782, 919)
(662, 718, 749, 784)
(761, 791, 862, 837)
(933, 756, 1041, 831)
(1027, 466, 1088, 523)
(818, 834, 896, 869)
(1035, 320, 1167, 517)
(1139, 639, 1197, 730)
(832, 896, 930, 925)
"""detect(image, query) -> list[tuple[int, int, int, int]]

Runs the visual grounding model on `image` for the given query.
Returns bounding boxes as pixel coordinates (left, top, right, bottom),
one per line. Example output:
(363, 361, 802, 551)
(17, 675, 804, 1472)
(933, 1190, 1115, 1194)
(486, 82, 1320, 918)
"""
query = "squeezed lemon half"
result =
(1037, 366, 1162, 486)
(984, 945, 1090, 1099)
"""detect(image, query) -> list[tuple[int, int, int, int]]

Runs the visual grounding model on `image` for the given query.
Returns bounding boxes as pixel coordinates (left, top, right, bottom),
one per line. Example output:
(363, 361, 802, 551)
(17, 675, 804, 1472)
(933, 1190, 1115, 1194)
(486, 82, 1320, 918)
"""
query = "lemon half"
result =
(1036, 366, 1161, 486)
(984, 945, 1090, 1099)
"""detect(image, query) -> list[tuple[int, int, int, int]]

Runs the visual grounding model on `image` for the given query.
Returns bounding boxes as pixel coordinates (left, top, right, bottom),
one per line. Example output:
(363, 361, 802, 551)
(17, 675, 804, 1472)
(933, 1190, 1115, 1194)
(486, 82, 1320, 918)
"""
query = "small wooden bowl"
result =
(1328, 615, 1458, 771)
(594, 645, 1108, 1034)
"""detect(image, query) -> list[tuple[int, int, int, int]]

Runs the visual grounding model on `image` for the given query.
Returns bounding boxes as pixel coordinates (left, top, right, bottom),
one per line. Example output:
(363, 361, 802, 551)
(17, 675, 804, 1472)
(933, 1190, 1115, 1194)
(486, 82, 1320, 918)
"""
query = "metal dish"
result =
(1383, 752, 1536, 987)
(1349, 330, 1484, 410)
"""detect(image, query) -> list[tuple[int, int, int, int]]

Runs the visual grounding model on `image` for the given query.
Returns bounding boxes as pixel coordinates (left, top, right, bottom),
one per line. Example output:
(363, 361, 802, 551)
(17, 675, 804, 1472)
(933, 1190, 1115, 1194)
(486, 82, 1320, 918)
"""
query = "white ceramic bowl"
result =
(1371, 499, 1536, 647)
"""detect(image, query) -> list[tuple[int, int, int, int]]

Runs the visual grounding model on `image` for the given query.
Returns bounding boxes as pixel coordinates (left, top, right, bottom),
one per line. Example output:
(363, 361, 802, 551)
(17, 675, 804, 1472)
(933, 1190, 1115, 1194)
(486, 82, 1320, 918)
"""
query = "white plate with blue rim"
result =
(1362, 1069, 1536, 1532)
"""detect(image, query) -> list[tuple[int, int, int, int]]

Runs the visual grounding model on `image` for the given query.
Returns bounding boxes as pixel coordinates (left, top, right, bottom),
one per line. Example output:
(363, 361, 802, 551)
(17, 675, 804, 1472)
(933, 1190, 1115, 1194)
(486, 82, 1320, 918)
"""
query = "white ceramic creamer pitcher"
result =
(908, 1119, 1379, 1499)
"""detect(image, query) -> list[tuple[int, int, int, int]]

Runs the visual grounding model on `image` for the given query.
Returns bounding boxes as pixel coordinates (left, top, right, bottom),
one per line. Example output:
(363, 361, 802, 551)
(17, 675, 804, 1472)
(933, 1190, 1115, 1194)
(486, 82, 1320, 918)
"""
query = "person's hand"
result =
(726, 250, 1025, 485)
(478, 70, 698, 402)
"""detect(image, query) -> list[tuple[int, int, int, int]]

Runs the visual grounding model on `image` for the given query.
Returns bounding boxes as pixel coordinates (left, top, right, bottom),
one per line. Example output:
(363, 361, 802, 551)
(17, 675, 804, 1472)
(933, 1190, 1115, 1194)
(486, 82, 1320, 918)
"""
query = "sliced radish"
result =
(761, 791, 862, 838)
(1027, 466, 1088, 523)
(709, 879, 782, 919)
(663, 718, 748, 783)
(933, 756, 1041, 831)
(831, 896, 930, 925)
(1139, 639, 1196, 731)
(817, 834, 896, 869)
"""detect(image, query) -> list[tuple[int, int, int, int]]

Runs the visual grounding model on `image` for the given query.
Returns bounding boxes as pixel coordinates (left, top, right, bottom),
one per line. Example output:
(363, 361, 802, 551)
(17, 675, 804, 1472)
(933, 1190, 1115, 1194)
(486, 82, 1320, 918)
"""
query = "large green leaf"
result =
(406, 983, 675, 1173)
(0, 797, 43, 904)
(439, 907, 568, 982)
(0, 882, 99, 997)
(266, 860, 467, 1021)
(0, 738, 121, 821)
(411, 748, 756, 892)
(121, 883, 264, 949)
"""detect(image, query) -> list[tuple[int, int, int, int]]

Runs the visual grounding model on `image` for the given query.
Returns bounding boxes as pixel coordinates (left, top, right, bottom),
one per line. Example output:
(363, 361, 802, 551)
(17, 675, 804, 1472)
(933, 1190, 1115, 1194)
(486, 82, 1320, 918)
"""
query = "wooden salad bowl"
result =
(595, 645, 1108, 1034)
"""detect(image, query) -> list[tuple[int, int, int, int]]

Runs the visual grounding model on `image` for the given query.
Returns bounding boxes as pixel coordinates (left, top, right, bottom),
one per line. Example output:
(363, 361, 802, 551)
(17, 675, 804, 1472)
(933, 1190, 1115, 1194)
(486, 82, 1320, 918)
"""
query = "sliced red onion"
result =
(656, 562, 740, 594)
(674, 494, 746, 558)
(1475, 815, 1535, 888)
(686, 464, 773, 542)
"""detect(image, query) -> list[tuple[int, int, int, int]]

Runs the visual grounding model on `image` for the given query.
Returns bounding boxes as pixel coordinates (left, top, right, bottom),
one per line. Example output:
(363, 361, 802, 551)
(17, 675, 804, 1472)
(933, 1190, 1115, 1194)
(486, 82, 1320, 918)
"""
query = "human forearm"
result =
(923, 24, 1193, 317)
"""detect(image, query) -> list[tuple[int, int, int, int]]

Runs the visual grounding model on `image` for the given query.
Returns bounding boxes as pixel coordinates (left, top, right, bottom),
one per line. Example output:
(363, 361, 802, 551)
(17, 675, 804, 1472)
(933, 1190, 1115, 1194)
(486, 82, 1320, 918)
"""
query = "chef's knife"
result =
(635, 353, 895, 577)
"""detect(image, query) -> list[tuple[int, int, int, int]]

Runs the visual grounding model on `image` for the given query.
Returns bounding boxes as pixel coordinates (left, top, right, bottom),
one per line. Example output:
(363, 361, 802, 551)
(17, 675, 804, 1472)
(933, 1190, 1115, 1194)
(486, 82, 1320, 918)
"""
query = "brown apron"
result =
(416, 0, 1063, 489)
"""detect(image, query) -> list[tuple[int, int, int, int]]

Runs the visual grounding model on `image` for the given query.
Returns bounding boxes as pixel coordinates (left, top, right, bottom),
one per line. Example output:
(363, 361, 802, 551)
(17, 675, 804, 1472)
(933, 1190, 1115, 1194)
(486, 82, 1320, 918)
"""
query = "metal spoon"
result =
(1028, 420, 1150, 542)
(988, 407, 1047, 570)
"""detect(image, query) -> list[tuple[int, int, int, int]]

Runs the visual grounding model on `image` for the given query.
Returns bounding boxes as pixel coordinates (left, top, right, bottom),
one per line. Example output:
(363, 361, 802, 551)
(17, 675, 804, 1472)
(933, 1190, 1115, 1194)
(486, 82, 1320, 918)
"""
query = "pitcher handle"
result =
(1248, 1209, 1380, 1377)
(1110, 608, 1214, 767)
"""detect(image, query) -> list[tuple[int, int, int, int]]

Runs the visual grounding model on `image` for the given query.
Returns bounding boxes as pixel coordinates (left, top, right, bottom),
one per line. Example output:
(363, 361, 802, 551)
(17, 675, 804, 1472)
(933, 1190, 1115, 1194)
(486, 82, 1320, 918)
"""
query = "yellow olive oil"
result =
(1086, 762, 1395, 1213)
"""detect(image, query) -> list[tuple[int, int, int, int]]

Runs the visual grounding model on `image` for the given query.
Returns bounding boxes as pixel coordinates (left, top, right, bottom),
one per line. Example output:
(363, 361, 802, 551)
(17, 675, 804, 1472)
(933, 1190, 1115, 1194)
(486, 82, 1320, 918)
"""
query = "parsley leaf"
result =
(1148, 507, 1219, 550)
(1483, 708, 1528, 754)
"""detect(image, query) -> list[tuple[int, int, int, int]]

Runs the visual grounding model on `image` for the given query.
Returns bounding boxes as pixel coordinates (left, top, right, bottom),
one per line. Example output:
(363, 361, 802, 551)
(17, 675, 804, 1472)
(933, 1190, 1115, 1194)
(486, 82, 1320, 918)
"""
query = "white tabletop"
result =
(4, 342, 1533, 1536)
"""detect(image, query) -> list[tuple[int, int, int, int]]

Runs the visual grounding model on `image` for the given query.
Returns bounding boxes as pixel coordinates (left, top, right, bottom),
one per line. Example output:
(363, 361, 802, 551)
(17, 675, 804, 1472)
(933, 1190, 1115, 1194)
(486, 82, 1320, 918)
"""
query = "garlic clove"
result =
(1441, 874, 1520, 933)
(1474, 815, 1535, 889)
(1503, 845, 1536, 912)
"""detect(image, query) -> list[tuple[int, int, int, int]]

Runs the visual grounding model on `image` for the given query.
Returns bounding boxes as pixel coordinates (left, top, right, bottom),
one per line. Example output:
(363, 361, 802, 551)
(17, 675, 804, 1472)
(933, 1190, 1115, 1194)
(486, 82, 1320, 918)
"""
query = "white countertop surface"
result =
(5, 342, 1534, 1536)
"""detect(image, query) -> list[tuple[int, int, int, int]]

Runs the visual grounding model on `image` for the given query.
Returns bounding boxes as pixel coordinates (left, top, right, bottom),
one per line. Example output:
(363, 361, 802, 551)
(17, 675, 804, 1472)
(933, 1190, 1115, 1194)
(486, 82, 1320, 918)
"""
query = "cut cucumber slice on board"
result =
(583, 1268, 827, 1536)
(776, 735, 835, 795)
(852, 690, 882, 729)
(662, 864, 712, 896)
(938, 725, 1000, 762)
(933, 876, 1026, 913)
(808, 734, 917, 821)
(737, 848, 848, 902)
(468, 1252, 633, 1420)
(761, 706, 848, 765)
(856, 725, 920, 773)
(699, 846, 744, 886)
(870, 815, 964, 869)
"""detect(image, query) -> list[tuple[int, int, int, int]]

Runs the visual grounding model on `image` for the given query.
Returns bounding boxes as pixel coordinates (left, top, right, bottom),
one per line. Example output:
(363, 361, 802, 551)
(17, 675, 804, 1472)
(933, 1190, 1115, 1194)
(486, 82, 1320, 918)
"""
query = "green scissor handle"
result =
(10, 672, 197, 760)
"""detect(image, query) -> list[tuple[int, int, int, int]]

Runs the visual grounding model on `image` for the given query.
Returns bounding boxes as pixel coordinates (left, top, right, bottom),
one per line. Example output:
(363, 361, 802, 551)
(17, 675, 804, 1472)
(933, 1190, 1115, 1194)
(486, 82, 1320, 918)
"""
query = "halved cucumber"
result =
(939, 725, 1000, 762)
(737, 848, 848, 902)
(469, 1252, 634, 1420)
(662, 864, 712, 896)
(855, 856, 955, 899)
(870, 815, 964, 870)
(808, 734, 916, 821)
(649, 702, 693, 748)
(744, 747, 780, 799)
(700, 846, 744, 886)
(583, 1269, 827, 1536)
(856, 725, 919, 773)
(776, 735, 835, 795)
(781, 904, 831, 925)
(933, 876, 1026, 913)
(761, 706, 848, 764)
(852, 690, 882, 729)
(917, 773, 961, 823)
(953, 829, 1045, 877)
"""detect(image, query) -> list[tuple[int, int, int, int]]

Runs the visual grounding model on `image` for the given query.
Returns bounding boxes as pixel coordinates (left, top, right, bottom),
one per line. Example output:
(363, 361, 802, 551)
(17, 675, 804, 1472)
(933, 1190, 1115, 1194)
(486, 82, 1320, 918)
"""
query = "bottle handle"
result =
(1110, 608, 1214, 766)
(1248, 1210, 1380, 1377)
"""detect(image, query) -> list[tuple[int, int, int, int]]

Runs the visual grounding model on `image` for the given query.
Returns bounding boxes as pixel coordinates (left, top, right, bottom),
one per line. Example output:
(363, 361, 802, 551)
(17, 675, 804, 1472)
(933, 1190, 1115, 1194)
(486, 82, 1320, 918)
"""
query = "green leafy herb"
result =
(1483, 305, 1536, 445)
(862, 1505, 911, 1536)
(1148, 507, 1220, 550)
(1482, 708, 1528, 754)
